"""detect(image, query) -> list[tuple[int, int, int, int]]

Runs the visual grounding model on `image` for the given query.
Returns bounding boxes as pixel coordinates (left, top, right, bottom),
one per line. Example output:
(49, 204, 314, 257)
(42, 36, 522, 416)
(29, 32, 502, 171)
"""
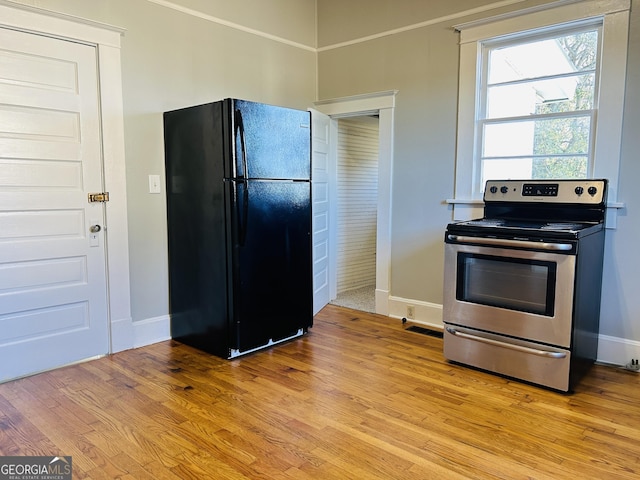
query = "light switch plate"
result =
(148, 174, 161, 194)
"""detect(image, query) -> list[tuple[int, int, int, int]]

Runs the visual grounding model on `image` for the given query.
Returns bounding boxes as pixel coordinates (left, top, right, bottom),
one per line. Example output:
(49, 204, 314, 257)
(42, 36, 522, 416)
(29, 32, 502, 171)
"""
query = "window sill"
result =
(446, 198, 483, 205)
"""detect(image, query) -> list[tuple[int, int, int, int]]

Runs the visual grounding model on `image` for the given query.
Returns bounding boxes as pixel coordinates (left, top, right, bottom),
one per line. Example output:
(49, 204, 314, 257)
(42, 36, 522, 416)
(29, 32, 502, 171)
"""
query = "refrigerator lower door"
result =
(227, 179, 312, 354)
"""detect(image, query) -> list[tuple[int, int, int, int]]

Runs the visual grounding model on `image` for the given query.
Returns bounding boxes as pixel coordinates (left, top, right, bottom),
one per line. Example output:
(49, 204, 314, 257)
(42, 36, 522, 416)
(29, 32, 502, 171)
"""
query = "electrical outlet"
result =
(624, 358, 640, 372)
(406, 305, 415, 319)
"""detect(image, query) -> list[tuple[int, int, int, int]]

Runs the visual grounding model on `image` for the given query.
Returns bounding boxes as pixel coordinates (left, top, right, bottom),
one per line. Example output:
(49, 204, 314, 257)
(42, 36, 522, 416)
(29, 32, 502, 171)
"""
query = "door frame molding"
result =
(0, 1, 133, 352)
(314, 90, 397, 315)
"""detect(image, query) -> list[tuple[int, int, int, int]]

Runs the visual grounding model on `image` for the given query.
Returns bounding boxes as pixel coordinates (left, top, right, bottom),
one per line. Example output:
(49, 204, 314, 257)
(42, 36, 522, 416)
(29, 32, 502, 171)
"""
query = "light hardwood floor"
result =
(1, 305, 639, 479)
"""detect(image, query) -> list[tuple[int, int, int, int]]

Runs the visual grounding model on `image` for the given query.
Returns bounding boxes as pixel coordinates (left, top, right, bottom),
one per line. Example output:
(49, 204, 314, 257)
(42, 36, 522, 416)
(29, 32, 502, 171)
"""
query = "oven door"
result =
(443, 239, 576, 348)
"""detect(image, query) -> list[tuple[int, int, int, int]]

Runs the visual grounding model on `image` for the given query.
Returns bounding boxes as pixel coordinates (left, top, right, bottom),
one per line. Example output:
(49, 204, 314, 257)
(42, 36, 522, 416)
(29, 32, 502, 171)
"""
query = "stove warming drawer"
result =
(443, 325, 571, 392)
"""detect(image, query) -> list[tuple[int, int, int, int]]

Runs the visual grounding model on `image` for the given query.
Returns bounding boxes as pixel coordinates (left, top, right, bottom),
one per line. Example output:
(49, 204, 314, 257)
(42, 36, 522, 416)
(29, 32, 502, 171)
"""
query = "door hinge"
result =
(88, 192, 110, 203)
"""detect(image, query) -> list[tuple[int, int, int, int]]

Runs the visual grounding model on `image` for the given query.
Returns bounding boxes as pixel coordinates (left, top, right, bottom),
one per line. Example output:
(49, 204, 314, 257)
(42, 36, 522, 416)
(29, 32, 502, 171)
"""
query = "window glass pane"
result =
(483, 121, 535, 157)
(533, 116, 591, 155)
(532, 156, 587, 179)
(488, 30, 598, 84)
(481, 156, 588, 184)
(482, 158, 533, 183)
(486, 74, 595, 118)
(483, 116, 591, 157)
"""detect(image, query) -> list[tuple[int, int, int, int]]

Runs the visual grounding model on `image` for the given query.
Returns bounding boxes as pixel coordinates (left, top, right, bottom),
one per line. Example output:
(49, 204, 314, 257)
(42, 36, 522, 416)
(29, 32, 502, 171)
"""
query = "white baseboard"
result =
(387, 296, 638, 367)
(388, 295, 443, 331)
(110, 316, 134, 353)
(132, 314, 171, 348)
(597, 334, 640, 366)
(118, 299, 640, 368)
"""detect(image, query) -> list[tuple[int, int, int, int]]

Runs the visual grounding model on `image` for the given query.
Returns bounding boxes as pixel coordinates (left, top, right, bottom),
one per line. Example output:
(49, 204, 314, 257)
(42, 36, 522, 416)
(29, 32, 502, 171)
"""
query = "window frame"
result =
(479, 22, 601, 185)
(451, 0, 630, 226)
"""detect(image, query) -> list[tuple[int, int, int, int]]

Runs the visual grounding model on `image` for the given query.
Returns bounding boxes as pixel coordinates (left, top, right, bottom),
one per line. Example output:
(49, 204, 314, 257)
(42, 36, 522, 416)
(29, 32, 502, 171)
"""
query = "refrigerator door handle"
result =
(234, 108, 249, 179)
(235, 180, 249, 247)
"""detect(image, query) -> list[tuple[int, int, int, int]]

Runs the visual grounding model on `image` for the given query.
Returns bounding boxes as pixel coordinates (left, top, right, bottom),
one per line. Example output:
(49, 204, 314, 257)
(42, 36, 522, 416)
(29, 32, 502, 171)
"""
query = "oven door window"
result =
(457, 253, 556, 316)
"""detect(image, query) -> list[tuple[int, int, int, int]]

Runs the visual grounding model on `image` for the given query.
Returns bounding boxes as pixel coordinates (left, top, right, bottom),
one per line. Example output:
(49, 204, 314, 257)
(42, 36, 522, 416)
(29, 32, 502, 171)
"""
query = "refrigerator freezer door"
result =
(227, 179, 312, 353)
(232, 99, 311, 181)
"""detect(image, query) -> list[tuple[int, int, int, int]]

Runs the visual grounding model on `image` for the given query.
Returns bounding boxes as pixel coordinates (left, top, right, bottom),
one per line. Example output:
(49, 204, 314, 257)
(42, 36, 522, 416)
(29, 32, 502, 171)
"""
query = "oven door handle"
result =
(445, 327, 567, 358)
(447, 234, 573, 251)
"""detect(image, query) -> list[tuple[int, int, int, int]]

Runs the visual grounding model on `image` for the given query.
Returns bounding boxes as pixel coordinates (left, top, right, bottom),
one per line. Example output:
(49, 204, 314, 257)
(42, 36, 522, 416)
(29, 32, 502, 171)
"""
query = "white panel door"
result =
(310, 109, 332, 315)
(0, 27, 108, 382)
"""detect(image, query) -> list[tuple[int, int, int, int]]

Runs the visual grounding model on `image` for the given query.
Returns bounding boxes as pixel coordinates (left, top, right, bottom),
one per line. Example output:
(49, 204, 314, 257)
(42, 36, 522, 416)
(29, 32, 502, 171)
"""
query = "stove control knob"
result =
(588, 186, 598, 196)
(490, 186, 498, 194)
(575, 186, 584, 195)
(500, 186, 508, 194)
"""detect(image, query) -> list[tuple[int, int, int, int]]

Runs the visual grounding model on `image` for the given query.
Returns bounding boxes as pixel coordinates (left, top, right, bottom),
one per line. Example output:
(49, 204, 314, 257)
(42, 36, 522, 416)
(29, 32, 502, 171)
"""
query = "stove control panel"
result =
(484, 179, 607, 204)
(522, 183, 559, 197)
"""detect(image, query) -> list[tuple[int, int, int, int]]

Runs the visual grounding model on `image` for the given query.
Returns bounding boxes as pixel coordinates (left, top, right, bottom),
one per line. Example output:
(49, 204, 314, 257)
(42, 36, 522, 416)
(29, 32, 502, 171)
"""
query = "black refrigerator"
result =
(163, 98, 313, 358)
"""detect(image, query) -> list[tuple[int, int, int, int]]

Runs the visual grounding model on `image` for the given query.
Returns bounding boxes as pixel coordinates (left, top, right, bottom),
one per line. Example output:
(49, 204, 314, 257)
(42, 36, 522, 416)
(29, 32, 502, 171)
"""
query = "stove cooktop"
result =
(458, 218, 595, 232)
(447, 217, 603, 239)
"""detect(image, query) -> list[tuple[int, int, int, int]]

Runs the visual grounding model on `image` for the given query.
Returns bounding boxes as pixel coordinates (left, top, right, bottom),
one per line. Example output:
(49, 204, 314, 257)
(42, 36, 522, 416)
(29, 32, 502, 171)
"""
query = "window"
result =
(451, 0, 630, 225)
(480, 25, 599, 185)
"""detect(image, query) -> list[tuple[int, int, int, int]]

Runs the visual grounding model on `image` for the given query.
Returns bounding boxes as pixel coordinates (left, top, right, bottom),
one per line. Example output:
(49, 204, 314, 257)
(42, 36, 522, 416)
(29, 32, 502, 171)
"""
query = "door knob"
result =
(90, 224, 101, 233)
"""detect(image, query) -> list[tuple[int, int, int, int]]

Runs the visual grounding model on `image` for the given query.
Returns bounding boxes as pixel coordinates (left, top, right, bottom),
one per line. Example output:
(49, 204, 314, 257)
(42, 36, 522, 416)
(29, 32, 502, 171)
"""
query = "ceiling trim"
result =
(146, 0, 316, 52)
(317, 0, 528, 52)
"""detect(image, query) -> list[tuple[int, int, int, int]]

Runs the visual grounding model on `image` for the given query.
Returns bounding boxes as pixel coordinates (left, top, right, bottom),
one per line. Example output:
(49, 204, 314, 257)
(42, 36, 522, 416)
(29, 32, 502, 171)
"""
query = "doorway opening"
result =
(329, 116, 379, 313)
(313, 90, 396, 316)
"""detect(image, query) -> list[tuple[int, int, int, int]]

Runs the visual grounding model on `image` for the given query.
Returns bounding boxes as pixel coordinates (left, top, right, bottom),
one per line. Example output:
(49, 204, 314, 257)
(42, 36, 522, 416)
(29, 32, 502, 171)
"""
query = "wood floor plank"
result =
(1, 305, 640, 479)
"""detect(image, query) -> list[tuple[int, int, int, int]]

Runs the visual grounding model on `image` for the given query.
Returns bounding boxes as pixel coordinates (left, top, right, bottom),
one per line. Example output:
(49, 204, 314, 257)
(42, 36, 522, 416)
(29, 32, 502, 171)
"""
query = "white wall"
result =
(599, 0, 640, 361)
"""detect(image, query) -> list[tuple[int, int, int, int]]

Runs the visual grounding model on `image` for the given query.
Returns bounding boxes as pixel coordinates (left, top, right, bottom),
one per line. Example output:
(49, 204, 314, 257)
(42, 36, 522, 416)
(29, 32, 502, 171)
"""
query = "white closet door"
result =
(0, 27, 109, 382)
(310, 109, 332, 315)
